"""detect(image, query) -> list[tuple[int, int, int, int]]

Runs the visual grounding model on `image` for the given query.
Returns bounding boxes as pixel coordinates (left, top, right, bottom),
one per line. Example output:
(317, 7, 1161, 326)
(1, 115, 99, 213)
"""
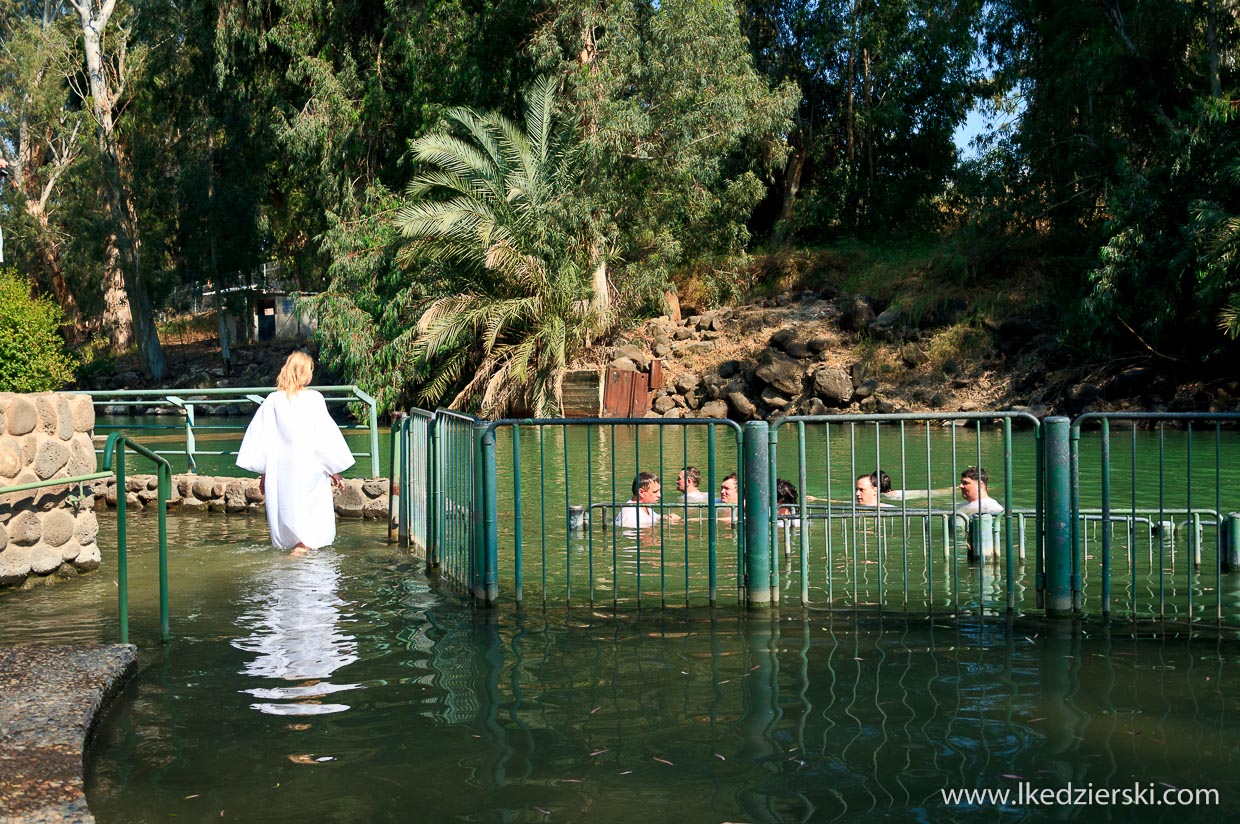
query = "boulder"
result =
(74, 511, 99, 546)
(812, 367, 854, 407)
(760, 386, 791, 410)
(30, 543, 63, 575)
(74, 540, 101, 571)
(0, 546, 33, 585)
(754, 349, 805, 396)
(700, 400, 730, 419)
(853, 379, 880, 401)
(70, 394, 96, 432)
(727, 392, 758, 420)
(653, 395, 677, 414)
(7, 511, 42, 545)
(837, 295, 876, 332)
(674, 373, 701, 394)
(0, 440, 21, 479)
(801, 397, 828, 416)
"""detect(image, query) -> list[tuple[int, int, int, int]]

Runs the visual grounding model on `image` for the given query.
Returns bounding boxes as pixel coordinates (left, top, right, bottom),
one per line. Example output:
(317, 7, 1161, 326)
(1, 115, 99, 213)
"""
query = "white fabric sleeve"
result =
(236, 396, 272, 474)
(312, 392, 356, 475)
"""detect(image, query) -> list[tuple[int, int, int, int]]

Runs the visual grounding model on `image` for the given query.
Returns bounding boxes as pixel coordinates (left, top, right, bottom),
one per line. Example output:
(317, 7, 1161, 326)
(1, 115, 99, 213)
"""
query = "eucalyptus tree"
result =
(741, 0, 982, 239)
(68, 0, 166, 379)
(530, 0, 798, 310)
(392, 75, 607, 417)
(0, 0, 100, 337)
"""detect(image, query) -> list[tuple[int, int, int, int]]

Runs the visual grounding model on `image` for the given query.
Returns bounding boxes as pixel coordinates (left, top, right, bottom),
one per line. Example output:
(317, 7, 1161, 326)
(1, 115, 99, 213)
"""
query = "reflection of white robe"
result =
(236, 389, 354, 549)
(231, 551, 359, 715)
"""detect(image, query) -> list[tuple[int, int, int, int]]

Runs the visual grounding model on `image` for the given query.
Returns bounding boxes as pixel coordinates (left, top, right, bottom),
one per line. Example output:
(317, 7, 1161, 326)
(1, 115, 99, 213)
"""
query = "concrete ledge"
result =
(0, 645, 137, 823)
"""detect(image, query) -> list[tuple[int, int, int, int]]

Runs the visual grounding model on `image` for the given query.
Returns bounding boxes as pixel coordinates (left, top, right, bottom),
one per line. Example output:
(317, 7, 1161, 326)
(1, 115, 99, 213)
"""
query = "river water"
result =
(4, 512, 1240, 821)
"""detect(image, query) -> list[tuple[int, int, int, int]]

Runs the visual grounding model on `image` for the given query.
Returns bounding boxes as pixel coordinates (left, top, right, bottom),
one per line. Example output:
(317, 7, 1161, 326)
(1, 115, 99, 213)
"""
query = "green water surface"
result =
(4, 513, 1240, 822)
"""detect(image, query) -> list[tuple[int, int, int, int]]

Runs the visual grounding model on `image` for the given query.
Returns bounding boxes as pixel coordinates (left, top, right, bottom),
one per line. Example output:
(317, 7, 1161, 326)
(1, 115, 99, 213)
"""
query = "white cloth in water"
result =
(615, 499, 660, 528)
(237, 389, 355, 549)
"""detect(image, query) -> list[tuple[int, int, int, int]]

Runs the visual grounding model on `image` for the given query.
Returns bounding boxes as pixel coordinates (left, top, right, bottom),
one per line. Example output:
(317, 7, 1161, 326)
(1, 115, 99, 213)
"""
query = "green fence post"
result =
(743, 421, 771, 608)
(114, 437, 129, 645)
(473, 422, 498, 607)
(158, 461, 170, 642)
(426, 417, 438, 570)
(1044, 416, 1073, 617)
(1224, 513, 1240, 573)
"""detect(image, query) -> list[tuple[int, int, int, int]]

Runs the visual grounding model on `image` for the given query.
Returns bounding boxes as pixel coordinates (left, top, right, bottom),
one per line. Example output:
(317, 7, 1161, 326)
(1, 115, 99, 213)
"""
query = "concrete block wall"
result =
(0, 393, 101, 589)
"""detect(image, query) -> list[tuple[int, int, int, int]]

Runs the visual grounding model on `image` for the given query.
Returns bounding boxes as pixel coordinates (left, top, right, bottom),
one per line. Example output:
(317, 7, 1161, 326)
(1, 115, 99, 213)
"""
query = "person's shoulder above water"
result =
(682, 489, 709, 504)
(957, 496, 1004, 514)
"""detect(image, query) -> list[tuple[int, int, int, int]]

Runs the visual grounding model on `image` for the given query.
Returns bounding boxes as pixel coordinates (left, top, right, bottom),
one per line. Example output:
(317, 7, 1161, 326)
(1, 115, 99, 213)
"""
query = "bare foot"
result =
(290, 544, 310, 557)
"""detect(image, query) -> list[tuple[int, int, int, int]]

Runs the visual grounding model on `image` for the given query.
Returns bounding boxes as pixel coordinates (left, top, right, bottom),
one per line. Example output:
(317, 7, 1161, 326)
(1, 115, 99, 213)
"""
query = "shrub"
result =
(0, 268, 76, 392)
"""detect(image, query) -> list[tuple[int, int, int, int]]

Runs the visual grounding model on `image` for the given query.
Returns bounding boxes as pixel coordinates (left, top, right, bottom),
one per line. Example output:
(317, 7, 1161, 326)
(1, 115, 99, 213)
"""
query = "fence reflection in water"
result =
(395, 610, 1240, 820)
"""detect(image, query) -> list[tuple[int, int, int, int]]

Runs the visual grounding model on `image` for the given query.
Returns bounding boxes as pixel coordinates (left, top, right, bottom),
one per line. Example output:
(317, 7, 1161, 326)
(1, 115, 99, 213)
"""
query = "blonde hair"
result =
(276, 351, 314, 395)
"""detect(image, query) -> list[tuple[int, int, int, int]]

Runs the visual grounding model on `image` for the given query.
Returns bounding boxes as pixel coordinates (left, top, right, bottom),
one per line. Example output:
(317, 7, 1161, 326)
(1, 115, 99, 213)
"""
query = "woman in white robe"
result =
(237, 351, 355, 552)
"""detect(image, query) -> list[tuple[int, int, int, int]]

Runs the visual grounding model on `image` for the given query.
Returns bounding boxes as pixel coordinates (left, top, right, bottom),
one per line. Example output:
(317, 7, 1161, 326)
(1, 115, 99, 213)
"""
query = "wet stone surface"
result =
(0, 645, 137, 823)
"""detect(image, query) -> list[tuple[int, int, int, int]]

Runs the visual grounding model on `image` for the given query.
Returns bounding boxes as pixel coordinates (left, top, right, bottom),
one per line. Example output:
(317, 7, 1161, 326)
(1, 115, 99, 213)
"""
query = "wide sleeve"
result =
(236, 396, 274, 474)
(311, 392, 356, 475)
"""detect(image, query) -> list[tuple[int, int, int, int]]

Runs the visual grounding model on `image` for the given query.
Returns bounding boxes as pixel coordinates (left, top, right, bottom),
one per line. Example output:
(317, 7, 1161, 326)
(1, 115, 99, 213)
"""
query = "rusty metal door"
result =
(603, 368, 650, 417)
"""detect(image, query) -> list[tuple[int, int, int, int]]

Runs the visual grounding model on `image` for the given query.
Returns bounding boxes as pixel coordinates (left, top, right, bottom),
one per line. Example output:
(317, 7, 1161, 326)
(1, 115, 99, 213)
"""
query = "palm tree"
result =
(395, 75, 611, 417)
(1197, 158, 1240, 338)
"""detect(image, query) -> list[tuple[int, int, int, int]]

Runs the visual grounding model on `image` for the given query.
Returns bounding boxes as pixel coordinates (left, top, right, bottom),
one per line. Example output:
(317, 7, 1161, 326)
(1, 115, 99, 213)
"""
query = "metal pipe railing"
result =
(71, 385, 380, 477)
(101, 432, 173, 643)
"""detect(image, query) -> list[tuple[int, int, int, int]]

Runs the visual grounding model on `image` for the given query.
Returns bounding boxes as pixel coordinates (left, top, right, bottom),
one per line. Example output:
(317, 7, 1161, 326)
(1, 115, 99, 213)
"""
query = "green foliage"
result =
(742, 0, 982, 238)
(394, 75, 606, 417)
(531, 0, 797, 312)
(1071, 99, 1240, 360)
(0, 269, 76, 392)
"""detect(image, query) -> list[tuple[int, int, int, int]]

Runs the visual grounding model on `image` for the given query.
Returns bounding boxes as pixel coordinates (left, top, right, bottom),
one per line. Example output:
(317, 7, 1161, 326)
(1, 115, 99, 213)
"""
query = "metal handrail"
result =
(101, 432, 172, 644)
(70, 385, 380, 476)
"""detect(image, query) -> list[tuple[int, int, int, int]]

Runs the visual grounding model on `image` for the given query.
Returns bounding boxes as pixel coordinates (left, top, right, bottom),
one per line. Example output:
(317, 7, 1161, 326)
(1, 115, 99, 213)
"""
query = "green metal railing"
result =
(1070, 412, 1240, 624)
(767, 412, 1042, 615)
(0, 433, 170, 644)
(473, 417, 746, 608)
(390, 407, 1240, 626)
(101, 432, 173, 643)
(389, 409, 434, 556)
(74, 385, 380, 476)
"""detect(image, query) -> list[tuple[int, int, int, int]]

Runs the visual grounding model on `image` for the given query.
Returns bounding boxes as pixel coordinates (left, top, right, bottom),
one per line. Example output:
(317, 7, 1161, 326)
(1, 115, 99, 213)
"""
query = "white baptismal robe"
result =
(237, 389, 355, 549)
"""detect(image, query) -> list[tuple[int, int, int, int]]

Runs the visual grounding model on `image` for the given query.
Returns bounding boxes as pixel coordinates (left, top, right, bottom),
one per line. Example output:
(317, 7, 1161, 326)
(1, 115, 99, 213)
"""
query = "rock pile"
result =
(623, 294, 922, 421)
(88, 474, 391, 520)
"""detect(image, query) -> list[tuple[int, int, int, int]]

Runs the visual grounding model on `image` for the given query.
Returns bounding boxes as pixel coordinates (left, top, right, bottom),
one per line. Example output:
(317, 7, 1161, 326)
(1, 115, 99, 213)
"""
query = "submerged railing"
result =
(391, 408, 1240, 625)
(73, 386, 380, 476)
(1070, 412, 1240, 624)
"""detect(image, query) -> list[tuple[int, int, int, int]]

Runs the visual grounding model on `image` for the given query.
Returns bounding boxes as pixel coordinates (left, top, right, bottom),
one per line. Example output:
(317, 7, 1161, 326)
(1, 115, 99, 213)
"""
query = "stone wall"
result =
(0, 393, 101, 590)
(88, 474, 391, 520)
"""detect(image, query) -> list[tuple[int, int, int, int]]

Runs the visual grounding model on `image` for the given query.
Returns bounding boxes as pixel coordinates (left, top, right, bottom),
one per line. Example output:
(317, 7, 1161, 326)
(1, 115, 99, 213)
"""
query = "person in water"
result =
(237, 351, 354, 555)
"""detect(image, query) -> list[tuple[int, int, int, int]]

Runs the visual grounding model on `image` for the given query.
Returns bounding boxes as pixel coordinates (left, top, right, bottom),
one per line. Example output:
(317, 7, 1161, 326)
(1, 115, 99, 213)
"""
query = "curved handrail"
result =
(102, 432, 173, 644)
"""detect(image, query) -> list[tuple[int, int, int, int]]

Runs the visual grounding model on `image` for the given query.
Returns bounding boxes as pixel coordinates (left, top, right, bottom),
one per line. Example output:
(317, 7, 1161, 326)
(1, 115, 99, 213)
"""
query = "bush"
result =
(0, 268, 76, 392)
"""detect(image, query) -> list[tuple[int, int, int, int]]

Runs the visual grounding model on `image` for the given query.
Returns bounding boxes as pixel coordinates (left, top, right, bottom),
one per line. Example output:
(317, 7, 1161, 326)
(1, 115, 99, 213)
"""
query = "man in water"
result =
(615, 472, 682, 528)
(676, 466, 709, 503)
(957, 466, 1003, 515)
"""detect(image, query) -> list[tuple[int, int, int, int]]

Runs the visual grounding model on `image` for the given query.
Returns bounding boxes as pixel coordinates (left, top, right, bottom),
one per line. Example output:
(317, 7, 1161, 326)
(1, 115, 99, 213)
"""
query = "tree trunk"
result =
(1207, 0, 1222, 99)
(101, 244, 133, 351)
(73, 0, 166, 380)
(772, 139, 807, 245)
